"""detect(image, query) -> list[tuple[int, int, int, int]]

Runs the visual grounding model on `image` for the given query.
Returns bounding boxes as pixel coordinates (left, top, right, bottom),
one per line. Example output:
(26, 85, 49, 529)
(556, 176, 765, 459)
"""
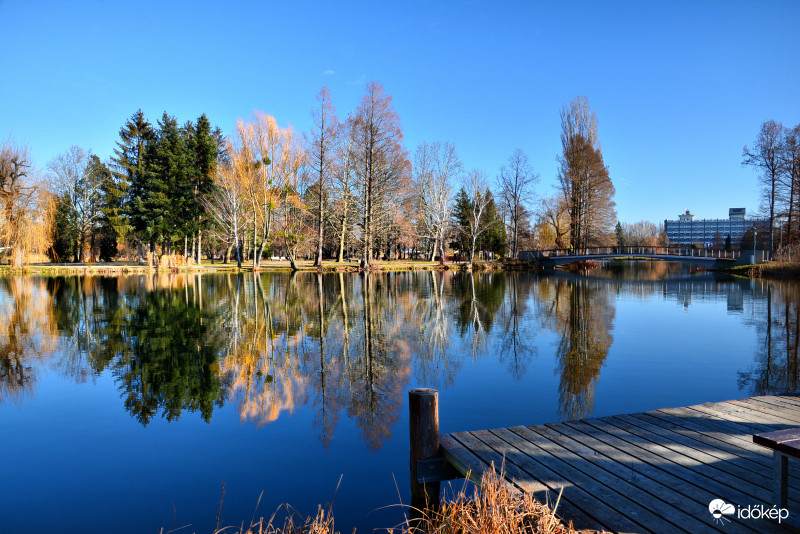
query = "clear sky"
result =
(1, 0, 798, 224)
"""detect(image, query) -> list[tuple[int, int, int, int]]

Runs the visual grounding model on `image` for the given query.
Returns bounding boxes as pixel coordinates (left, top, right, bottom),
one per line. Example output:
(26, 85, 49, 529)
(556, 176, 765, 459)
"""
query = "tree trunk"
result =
(314, 183, 324, 267)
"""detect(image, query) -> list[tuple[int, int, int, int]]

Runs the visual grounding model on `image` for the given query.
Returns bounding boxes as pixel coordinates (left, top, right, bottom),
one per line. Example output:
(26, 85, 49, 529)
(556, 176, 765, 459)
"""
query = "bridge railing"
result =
(531, 247, 741, 260)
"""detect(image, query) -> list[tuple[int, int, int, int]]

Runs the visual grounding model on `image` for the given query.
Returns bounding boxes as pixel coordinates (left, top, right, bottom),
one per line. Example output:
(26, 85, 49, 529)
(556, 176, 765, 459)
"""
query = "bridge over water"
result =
(519, 246, 761, 268)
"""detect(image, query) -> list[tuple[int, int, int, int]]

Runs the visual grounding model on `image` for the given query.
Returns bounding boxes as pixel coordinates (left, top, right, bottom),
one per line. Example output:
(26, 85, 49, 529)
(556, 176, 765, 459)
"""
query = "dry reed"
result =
(191, 469, 593, 534)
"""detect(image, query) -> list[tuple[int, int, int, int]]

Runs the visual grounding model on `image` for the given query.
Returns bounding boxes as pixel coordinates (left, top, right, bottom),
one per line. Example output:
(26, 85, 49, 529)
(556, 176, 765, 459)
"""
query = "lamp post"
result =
(753, 224, 757, 264)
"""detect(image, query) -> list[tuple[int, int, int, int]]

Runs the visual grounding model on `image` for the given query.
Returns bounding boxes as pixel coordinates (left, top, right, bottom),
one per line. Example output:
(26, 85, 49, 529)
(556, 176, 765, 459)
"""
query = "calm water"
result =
(1, 264, 798, 533)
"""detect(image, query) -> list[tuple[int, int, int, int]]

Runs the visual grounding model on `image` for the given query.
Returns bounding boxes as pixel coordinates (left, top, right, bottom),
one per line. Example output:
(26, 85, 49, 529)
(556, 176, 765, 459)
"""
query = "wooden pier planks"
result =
(440, 395, 800, 533)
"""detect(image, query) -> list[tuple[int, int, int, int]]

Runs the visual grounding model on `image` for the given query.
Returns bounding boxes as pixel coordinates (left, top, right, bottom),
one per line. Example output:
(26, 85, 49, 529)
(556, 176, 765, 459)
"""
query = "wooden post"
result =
(409, 388, 440, 507)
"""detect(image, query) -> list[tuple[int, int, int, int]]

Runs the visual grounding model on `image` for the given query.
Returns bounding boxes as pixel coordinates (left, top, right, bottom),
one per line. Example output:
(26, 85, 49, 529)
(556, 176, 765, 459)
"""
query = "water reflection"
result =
(0, 278, 60, 403)
(738, 281, 800, 395)
(534, 274, 615, 420)
(1, 267, 798, 446)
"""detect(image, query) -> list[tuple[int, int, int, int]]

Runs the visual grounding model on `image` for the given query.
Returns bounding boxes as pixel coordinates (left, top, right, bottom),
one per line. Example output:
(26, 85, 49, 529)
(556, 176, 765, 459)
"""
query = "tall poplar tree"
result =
(351, 82, 409, 269)
(309, 86, 339, 267)
(558, 97, 616, 249)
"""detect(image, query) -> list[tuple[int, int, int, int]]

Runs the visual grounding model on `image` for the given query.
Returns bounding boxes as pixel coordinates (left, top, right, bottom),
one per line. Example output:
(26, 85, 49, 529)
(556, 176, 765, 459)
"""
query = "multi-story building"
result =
(664, 208, 769, 247)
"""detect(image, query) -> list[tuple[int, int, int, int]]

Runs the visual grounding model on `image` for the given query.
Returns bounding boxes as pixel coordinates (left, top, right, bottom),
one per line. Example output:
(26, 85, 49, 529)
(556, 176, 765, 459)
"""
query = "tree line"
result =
(1, 85, 621, 268)
(743, 120, 800, 260)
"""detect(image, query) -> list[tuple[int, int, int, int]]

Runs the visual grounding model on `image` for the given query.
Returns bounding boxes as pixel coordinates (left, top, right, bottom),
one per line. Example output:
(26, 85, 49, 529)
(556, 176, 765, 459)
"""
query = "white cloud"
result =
(347, 74, 366, 85)
(323, 69, 335, 75)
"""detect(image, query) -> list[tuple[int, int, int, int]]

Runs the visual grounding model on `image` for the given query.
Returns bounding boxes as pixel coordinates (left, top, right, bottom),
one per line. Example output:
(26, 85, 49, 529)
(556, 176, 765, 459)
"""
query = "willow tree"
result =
(558, 97, 616, 249)
(351, 82, 410, 269)
(0, 140, 52, 267)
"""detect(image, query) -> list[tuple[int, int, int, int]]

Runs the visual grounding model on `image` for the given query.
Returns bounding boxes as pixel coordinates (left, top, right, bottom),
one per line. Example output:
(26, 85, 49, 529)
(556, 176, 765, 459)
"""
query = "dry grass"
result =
(404, 469, 583, 534)
(193, 469, 590, 534)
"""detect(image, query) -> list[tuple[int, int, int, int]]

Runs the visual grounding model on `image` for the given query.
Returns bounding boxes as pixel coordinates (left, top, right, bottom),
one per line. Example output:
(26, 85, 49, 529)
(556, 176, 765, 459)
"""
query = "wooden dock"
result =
(419, 394, 800, 533)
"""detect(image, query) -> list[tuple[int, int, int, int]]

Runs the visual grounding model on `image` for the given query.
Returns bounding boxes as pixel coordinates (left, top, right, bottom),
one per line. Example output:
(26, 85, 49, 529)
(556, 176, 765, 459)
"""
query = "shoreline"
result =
(2, 259, 797, 279)
(0, 259, 528, 276)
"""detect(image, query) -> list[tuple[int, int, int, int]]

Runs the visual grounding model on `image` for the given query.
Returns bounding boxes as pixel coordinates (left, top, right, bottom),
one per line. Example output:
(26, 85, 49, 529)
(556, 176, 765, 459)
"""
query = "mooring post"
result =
(409, 388, 440, 507)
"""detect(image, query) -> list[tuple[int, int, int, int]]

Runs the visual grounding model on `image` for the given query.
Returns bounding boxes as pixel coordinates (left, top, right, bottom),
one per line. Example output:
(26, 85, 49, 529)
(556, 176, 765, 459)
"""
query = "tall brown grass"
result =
(191, 469, 585, 534)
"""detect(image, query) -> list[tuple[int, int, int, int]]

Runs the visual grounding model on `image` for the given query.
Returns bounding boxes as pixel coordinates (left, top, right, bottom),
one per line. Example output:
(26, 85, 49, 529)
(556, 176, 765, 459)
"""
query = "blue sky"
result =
(1, 0, 798, 224)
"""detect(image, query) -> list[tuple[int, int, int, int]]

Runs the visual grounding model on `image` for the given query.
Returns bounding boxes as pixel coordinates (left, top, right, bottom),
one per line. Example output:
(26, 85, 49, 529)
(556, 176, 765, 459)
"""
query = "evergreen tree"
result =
(97, 156, 130, 261)
(450, 186, 472, 253)
(185, 114, 219, 261)
(51, 193, 78, 261)
(113, 109, 154, 261)
(478, 190, 506, 257)
(138, 112, 190, 253)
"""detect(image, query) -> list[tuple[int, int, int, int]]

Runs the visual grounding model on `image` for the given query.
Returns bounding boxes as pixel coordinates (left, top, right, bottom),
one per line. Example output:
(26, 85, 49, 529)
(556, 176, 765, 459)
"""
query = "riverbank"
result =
(0, 258, 530, 275)
(720, 261, 800, 280)
(206, 469, 582, 534)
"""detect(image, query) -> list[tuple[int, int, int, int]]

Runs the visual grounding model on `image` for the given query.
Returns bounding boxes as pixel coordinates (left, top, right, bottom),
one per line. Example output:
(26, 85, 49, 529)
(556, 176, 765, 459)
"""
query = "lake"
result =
(1, 263, 797, 533)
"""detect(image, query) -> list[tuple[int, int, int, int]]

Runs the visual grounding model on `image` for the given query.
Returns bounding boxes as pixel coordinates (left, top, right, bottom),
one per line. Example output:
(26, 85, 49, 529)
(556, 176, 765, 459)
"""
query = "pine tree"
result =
(113, 109, 154, 262)
(450, 186, 472, 253)
(185, 113, 219, 262)
(478, 191, 506, 257)
(139, 112, 190, 254)
(97, 156, 130, 261)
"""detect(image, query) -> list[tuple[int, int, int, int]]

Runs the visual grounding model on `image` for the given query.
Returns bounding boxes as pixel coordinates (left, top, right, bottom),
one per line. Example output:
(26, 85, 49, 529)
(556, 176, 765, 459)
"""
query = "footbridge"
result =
(520, 246, 761, 268)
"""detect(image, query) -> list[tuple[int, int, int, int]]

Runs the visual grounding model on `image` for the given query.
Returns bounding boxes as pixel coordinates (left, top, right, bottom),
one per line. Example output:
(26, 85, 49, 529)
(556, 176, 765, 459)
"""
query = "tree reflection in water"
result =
(4, 269, 799, 448)
(538, 276, 615, 420)
(0, 278, 60, 403)
(738, 281, 800, 395)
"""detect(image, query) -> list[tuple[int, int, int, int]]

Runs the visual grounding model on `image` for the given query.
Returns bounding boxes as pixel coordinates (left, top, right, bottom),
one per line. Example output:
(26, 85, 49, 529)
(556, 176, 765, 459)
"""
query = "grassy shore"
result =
(0, 258, 531, 275)
(199, 470, 587, 534)
(720, 261, 800, 279)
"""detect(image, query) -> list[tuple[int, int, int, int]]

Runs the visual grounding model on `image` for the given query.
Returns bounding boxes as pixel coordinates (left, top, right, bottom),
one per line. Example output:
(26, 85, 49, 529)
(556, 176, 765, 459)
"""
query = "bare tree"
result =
(498, 149, 538, 258)
(460, 169, 495, 267)
(558, 96, 616, 249)
(413, 141, 461, 263)
(351, 82, 410, 269)
(537, 195, 570, 249)
(205, 143, 247, 269)
(743, 120, 783, 259)
(275, 131, 308, 271)
(309, 86, 339, 267)
(48, 146, 103, 262)
(617, 220, 660, 247)
(332, 121, 356, 262)
(0, 140, 52, 267)
(778, 124, 800, 246)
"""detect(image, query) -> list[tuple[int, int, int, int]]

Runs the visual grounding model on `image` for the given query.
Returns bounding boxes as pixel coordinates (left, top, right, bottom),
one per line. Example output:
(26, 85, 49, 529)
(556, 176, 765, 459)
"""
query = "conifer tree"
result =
(113, 109, 154, 262)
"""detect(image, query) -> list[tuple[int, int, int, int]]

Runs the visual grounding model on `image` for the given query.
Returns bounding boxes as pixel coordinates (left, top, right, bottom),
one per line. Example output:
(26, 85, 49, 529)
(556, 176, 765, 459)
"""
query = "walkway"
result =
(440, 395, 800, 533)
(519, 247, 751, 268)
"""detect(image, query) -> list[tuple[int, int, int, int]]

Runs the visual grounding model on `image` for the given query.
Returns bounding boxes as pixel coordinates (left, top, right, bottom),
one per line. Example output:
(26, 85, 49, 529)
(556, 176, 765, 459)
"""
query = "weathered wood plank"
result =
(504, 424, 709, 533)
(453, 429, 608, 532)
(439, 434, 493, 488)
(638, 410, 774, 462)
(686, 401, 796, 430)
(579, 417, 788, 522)
(601, 414, 786, 504)
(437, 396, 800, 534)
(556, 419, 783, 534)
(473, 427, 654, 534)
(729, 398, 800, 425)
(532, 423, 751, 534)
(614, 413, 787, 496)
